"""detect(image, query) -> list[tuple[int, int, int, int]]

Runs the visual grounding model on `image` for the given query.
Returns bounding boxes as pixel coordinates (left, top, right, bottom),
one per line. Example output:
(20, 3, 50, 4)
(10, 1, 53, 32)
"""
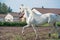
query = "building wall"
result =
(13, 16, 20, 22)
(0, 17, 4, 22)
(0, 17, 20, 22)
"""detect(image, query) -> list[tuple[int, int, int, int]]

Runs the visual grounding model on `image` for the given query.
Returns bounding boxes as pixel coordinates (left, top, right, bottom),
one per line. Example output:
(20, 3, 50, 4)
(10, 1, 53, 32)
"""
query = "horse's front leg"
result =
(22, 25, 30, 35)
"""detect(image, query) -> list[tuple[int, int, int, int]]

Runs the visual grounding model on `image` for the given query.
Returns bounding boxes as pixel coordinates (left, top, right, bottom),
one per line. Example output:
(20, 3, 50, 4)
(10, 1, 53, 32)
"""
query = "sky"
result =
(0, 0, 60, 12)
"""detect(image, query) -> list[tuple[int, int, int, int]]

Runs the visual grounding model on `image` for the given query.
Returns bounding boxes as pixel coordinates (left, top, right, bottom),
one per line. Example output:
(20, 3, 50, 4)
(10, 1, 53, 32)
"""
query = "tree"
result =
(0, 2, 12, 14)
(0, 2, 1, 13)
(8, 7, 12, 13)
(1, 3, 8, 14)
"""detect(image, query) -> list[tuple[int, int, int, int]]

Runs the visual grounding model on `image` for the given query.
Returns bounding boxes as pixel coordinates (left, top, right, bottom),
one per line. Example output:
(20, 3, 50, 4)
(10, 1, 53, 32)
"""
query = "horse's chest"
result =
(26, 17, 36, 24)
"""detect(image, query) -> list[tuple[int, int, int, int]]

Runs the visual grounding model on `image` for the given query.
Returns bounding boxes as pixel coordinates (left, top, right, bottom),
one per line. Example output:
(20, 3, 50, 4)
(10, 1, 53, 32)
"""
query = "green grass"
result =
(15, 35, 23, 40)
(42, 23, 49, 26)
(41, 22, 60, 27)
(56, 22, 60, 26)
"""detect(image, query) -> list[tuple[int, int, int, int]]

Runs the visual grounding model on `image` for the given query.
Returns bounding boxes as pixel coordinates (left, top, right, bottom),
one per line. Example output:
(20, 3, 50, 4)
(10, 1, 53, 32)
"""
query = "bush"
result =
(56, 22, 60, 26)
(0, 22, 4, 26)
(0, 21, 27, 27)
(0, 22, 60, 27)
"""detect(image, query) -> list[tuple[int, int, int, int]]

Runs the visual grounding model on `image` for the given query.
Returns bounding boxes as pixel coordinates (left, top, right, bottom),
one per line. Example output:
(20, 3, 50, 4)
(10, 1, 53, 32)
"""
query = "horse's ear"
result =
(20, 4, 24, 9)
(21, 4, 24, 6)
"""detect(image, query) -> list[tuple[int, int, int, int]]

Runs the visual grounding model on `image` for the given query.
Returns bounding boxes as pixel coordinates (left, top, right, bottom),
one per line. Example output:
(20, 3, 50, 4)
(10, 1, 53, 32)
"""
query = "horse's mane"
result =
(32, 9, 42, 15)
(25, 7, 42, 17)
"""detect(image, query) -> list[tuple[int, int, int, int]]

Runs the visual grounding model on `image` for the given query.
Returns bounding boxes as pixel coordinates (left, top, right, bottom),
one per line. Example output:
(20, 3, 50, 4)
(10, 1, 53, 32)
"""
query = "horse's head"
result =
(20, 4, 24, 12)
(19, 4, 30, 18)
(19, 4, 25, 18)
(19, 4, 28, 22)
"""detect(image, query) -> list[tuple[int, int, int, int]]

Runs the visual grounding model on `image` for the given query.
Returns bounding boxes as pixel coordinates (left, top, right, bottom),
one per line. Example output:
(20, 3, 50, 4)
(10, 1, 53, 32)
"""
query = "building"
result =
(5, 13, 13, 22)
(0, 14, 6, 22)
(0, 12, 21, 22)
(33, 7, 60, 15)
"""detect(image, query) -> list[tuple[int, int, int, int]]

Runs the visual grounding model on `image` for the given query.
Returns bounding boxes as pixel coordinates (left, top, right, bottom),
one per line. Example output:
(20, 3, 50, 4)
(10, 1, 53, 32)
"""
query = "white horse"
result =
(20, 5, 60, 38)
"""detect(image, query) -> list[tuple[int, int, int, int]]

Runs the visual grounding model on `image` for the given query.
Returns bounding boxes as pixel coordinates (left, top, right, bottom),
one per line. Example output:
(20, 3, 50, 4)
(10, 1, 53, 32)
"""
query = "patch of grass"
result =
(51, 33, 58, 38)
(56, 22, 60, 26)
(41, 22, 60, 27)
(14, 35, 23, 40)
(12, 32, 36, 40)
(22, 32, 36, 40)
(42, 23, 49, 26)
(47, 38, 60, 40)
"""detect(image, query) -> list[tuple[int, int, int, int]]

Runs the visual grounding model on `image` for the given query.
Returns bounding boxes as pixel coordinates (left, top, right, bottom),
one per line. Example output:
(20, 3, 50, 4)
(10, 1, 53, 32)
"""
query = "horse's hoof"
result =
(48, 33, 51, 38)
(22, 32, 25, 36)
(35, 35, 40, 40)
(22, 33, 25, 36)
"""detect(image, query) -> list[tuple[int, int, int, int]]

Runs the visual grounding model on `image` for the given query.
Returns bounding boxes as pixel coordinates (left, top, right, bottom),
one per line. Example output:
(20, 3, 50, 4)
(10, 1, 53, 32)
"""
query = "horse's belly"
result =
(35, 18, 48, 25)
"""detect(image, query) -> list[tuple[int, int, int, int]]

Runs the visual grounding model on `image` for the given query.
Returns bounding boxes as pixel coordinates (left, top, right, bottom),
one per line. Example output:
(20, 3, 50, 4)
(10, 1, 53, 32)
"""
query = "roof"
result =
(10, 12, 19, 17)
(5, 13, 13, 18)
(0, 12, 20, 17)
(32, 8, 60, 14)
(0, 14, 6, 17)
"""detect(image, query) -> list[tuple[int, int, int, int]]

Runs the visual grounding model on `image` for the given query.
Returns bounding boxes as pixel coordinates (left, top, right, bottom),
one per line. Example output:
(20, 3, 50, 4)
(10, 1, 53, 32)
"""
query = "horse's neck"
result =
(27, 9, 41, 18)
(25, 8, 42, 19)
(24, 8, 33, 18)
(24, 8, 42, 20)
(27, 8, 34, 16)
(24, 9, 30, 19)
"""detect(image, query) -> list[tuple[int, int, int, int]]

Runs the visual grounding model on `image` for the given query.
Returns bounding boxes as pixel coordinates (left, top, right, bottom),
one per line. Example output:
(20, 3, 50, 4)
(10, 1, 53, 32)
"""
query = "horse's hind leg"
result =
(51, 22, 60, 39)
(49, 22, 59, 38)
(54, 23, 60, 38)
(48, 23, 55, 38)
(48, 17, 55, 38)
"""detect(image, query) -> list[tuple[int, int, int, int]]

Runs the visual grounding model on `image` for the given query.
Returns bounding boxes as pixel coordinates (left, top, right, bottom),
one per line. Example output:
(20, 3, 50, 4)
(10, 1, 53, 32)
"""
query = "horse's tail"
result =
(56, 14, 60, 22)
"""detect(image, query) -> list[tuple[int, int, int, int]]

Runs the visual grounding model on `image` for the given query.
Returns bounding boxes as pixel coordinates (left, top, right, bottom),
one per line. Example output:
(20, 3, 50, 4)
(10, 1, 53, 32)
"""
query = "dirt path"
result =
(0, 26, 59, 40)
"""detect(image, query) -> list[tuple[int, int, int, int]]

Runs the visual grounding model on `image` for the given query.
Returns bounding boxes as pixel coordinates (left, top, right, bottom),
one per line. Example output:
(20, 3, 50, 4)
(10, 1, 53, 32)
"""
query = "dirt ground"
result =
(0, 26, 60, 40)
